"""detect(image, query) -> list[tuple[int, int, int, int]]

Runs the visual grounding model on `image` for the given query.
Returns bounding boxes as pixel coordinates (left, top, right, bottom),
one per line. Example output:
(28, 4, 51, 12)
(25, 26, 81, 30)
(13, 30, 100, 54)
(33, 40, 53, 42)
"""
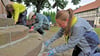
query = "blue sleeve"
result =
(51, 26, 86, 53)
(45, 28, 64, 46)
(34, 15, 44, 30)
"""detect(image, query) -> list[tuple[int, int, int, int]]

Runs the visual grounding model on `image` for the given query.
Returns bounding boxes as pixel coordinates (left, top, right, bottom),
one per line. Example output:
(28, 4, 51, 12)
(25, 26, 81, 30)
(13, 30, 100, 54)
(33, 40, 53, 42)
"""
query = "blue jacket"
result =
(33, 13, 50, 31)
(45, 17, 100, 56)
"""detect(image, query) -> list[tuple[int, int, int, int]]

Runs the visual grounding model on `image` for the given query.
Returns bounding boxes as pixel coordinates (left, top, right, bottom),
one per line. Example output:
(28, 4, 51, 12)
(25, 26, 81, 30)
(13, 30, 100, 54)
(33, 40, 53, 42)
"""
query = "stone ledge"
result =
(25, 42, 42, 56)
(0, 33, 42, 56)
(0, 31, 10, 46)
(0, 25, 29, 46)
(0, 18, 14, 27)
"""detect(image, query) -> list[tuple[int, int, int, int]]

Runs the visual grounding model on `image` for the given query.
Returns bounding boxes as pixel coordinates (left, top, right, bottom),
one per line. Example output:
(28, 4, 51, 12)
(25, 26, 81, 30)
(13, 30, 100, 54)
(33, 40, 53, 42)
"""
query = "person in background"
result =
(42, 9, 100, 56)
(6, 1, 27, 26)
(46, 15, 52, 27)
(28, 12, 50, 35)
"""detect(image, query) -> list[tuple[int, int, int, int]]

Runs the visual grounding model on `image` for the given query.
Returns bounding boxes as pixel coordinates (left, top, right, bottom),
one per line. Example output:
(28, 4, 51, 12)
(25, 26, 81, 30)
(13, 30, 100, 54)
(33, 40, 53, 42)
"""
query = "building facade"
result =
(74, 0, 100, 27)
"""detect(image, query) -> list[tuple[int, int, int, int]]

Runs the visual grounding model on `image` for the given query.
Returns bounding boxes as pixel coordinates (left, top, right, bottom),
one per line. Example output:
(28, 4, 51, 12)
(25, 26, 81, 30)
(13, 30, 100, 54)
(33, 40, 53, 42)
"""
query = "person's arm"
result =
(49, 26, 86, 54)
(12, 3, 26, 24)
(13, 8, 19, 24)
(11, 3, 19, 24)
(44, 28, 64, 47)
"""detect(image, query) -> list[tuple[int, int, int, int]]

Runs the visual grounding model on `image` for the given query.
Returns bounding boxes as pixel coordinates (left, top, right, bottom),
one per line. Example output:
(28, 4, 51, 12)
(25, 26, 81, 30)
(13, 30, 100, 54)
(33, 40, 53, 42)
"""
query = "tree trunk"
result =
(56, 6, 59, 12)
(36, 4, 41, 13)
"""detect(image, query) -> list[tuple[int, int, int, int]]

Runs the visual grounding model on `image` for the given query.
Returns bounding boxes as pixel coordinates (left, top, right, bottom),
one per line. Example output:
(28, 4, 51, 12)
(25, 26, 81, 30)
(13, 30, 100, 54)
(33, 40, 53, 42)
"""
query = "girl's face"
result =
(56, 19, 68, 28)
(8, 8, 13, 12)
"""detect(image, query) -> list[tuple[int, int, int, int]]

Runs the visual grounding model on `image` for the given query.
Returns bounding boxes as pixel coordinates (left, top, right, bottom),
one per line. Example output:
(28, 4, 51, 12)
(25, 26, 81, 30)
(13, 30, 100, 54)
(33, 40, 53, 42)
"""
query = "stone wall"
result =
(0, 0, 9, 18)
(0, 25, 29, 46)
(0, 18, 14, 27)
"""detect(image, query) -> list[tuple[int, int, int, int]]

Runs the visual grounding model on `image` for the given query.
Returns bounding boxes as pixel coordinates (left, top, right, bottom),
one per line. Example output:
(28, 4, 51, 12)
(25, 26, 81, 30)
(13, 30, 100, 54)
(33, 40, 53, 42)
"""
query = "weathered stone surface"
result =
(0, 18, 14, 27)
(0, 25, 29, 46)
(0, 0, 9, 18)
(0, 32, 42, 56)
(25, 42, 42, 56)
(0, 30, 10, 45)
(4, 25, 29, 41)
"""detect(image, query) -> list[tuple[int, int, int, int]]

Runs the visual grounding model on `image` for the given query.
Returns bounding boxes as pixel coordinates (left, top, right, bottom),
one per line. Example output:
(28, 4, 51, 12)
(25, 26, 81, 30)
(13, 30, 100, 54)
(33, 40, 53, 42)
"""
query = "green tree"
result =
(72, 0, 81, 5)
(11, 0, 51, 13)
(24, 0, 51, 13)
(11, 0, 22, 3)
(12, 0, 81, 13)
(51, 11, 56, 23)
(43, 11, 56, 24)
(53, 0, 81, 12)
(52, 0, 68, 12)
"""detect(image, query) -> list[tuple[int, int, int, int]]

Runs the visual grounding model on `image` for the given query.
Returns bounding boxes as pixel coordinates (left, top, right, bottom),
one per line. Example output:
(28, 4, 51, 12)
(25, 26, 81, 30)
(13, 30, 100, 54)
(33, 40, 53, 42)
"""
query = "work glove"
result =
(48, 50, 54, 56)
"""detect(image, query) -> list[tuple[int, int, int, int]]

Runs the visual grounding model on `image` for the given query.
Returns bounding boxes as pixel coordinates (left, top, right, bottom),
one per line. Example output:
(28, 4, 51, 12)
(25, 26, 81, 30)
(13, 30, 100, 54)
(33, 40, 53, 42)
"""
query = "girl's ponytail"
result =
(64, 8, 74, 37)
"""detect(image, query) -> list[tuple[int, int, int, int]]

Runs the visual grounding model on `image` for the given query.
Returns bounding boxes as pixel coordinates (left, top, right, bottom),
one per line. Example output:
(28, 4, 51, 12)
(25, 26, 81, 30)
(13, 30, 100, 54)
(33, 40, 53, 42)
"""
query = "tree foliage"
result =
(11, 0, 22, 3)
(43, 11, 56, 24)
(11, 0, 81, 13)
(52, 0, 68, 12)
(72, 0, 81, 5)
(23, 0, 51, 13)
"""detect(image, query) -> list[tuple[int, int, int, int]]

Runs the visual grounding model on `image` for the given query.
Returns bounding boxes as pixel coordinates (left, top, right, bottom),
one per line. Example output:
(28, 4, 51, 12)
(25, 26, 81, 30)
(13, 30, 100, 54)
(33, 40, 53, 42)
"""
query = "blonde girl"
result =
(43, 9, 100, 56)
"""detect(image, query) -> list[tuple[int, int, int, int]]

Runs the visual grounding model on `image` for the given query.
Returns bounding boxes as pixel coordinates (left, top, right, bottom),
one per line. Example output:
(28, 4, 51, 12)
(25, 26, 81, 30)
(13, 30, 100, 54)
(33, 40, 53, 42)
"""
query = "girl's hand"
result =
(14, 22, 16, 24)
(48, 50, 54, 56)
(42, 50, 54, 56)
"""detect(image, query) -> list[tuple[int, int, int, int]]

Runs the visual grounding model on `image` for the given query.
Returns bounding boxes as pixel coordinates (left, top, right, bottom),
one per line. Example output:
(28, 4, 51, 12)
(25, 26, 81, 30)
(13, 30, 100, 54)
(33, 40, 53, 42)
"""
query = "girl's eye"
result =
(61, 19, 66, 21)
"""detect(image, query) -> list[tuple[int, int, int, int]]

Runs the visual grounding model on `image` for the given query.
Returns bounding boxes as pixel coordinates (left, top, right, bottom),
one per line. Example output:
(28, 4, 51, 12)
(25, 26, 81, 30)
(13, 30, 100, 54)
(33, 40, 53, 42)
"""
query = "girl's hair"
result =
(6, 4, 14, 11)
(6, 4, 14, 18)
(56, 8, 74, 37)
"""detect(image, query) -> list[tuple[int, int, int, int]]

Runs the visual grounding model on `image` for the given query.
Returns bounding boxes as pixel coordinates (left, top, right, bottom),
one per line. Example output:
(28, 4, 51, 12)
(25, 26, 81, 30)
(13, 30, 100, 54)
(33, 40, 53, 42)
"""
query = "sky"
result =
(27, 0, 96, 15)
(64, 0, 96, 10)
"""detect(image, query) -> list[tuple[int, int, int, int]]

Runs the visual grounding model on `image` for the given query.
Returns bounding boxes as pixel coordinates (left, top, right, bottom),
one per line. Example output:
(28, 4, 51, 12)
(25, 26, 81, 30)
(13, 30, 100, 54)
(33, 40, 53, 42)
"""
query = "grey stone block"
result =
(0, 18, 14, 27)
(0, 25, 29, 46)
(0, 30, 10, 45)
